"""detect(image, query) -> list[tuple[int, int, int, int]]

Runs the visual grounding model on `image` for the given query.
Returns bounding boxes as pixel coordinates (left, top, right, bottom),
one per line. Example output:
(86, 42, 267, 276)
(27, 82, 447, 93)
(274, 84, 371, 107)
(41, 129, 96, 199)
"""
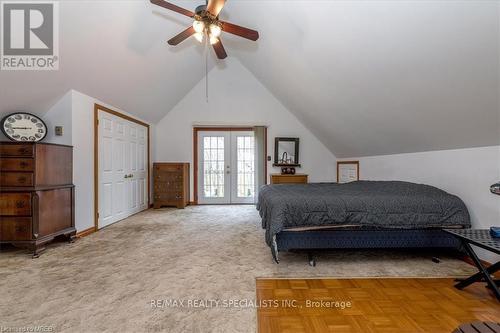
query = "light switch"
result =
(55, 126, 63, 136)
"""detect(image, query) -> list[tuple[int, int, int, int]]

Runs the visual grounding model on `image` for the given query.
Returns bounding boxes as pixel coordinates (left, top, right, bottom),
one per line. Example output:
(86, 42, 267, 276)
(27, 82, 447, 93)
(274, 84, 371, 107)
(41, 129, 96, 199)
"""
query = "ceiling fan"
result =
(151, 0, 259, 59)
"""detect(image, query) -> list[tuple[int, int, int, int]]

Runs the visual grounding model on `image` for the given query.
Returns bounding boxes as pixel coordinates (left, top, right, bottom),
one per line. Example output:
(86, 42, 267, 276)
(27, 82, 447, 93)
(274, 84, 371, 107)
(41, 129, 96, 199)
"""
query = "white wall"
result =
(154, 58, 337, 200)
(70, 90, 154, 232)
(43, 91, 73, 145)
(341, 146, 500, 262)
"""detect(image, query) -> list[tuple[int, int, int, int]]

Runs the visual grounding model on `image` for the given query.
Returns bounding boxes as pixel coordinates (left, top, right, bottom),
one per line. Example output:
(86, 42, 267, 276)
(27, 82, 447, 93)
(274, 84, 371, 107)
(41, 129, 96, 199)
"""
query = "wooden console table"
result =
(444, 229, 500, 301)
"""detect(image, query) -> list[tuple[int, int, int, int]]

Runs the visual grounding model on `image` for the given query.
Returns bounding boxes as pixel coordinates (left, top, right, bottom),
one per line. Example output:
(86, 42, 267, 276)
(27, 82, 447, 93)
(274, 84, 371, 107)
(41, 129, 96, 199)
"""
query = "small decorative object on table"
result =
(280, 167, 295, 175)
(490, 227, 500, 238)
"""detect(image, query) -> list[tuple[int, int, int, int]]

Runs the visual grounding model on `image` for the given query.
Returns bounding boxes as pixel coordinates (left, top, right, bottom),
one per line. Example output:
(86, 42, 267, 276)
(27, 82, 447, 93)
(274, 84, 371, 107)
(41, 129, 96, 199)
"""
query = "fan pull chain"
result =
(205, 31, 209, 103)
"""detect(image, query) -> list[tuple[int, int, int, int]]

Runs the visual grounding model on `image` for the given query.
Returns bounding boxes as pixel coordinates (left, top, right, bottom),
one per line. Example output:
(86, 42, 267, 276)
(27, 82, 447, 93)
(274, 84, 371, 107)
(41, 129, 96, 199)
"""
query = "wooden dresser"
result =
(270, 173, 308, 184)
(0, 142, 76, 257)
(153, 163, 190, 209)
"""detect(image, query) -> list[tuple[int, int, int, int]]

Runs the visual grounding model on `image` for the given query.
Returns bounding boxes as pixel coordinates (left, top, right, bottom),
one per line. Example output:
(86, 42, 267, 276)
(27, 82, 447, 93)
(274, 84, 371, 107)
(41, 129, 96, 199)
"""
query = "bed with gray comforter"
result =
(257, 181, 471, 260)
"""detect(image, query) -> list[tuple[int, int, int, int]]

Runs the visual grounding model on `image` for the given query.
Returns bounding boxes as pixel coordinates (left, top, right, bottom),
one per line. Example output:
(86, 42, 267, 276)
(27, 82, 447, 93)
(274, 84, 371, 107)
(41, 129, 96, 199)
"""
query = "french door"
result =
(98, 110, 148, 229)
(197, 130, 255, 204)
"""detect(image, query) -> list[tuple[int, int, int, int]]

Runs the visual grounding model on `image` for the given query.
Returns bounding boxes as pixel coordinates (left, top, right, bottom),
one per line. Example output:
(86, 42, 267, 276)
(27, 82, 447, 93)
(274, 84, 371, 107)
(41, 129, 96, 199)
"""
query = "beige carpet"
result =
(0, 205, 476, 333)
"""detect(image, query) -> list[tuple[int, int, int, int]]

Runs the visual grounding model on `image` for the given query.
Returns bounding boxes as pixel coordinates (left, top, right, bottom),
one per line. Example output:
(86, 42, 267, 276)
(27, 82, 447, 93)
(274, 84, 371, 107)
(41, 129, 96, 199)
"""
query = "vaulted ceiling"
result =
(0, 0, 498, 157)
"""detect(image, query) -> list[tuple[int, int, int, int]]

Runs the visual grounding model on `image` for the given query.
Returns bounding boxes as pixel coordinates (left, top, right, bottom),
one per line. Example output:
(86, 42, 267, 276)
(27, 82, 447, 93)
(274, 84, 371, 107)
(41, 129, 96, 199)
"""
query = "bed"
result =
(256, 181, 471, 263)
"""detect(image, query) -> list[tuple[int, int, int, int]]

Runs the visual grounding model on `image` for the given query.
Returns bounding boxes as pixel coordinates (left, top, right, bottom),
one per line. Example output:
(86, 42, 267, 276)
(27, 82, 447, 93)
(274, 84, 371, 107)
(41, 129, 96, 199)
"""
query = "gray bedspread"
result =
(257, 181, 470, 247)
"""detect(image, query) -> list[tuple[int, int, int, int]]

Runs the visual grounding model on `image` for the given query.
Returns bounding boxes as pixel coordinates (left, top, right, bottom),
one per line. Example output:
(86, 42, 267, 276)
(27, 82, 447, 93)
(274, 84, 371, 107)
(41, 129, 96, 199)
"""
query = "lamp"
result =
(209, 36, 219, 45)
(194, 32, 204, 43)
(209, 24, 221, 38)
(192, 20, 205, 33)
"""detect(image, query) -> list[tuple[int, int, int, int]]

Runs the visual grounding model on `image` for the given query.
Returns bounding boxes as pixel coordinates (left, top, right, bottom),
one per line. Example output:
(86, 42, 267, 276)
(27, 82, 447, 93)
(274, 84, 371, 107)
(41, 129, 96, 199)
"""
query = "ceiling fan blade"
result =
(150, 0, 194, 18)
(212, 38, 227, 59)
(220, 21, 259, 41)
(206, 0, 225, 17)
(168, 26, 196, 45)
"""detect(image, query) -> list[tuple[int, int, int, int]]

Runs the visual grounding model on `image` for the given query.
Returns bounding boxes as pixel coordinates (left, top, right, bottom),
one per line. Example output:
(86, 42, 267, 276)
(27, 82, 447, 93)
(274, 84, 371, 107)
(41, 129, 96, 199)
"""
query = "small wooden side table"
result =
(444, 229, 500, 301)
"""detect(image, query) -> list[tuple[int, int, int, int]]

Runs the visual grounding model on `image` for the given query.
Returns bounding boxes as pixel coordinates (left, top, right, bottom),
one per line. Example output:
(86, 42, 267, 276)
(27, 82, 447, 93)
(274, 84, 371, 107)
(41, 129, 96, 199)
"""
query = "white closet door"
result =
(98, 110, 148, 229)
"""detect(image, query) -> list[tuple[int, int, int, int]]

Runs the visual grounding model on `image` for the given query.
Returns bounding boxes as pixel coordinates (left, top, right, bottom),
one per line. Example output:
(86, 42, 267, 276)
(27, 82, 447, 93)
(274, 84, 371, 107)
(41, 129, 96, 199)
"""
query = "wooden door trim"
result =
(94, 104, 150, 231)
(193, 126, 258, 205)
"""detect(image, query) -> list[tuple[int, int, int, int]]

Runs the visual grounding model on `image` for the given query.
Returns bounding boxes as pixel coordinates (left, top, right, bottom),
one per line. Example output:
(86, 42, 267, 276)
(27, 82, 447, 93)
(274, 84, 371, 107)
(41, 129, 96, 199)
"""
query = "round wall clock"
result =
(1, 112, 47, 142)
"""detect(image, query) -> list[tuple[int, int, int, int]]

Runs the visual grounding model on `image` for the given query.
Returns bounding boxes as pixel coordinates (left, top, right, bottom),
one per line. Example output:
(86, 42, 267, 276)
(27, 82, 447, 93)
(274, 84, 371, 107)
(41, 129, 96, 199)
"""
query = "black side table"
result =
(444, 229, 500, 301)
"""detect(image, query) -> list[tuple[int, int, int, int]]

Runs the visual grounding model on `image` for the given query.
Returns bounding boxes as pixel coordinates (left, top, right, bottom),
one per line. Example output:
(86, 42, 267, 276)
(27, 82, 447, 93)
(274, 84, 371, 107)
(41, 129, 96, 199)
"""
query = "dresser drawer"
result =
(155, 192, 183, 201)
(0, 193, 32, 216)
(0, 144, 34, 157)
(270, 174, 308, 184)
(155, 164, 183, 172)
(0, 217, 31, 240)
(155, 181, 183, 190)
(0, 158, 34, 171)
(155, 173, 183, 181)
(0, 172, 34, 187)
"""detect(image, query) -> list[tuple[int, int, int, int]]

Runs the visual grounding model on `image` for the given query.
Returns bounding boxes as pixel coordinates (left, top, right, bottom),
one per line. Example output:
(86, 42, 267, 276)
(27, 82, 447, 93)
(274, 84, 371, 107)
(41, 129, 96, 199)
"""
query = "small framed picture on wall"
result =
(337, 161, 359, 183)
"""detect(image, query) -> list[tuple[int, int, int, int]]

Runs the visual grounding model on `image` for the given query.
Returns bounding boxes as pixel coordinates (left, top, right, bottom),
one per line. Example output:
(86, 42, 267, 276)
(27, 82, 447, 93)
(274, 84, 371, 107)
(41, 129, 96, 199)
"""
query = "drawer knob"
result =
(15, 226, 25, 232)
(20, 161, 28, 168)
(15, 200, 26, 208)
(17, 176, 27, 183)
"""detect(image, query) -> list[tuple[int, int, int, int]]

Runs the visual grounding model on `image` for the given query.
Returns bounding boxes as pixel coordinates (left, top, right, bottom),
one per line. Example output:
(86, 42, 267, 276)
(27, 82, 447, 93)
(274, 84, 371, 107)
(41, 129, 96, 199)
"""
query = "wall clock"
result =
(1, 112, 47, 142)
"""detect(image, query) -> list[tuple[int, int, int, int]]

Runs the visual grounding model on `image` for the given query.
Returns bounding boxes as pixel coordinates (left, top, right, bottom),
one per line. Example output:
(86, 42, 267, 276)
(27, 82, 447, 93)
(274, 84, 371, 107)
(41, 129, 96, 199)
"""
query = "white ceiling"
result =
(0, 0, 498, 157)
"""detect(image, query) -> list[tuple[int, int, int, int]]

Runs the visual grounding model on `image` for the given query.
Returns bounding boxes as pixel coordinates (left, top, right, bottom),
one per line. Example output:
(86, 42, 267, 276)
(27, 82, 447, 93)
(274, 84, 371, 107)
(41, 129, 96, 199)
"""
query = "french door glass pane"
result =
(236, 136, 255, 198)
(203, 136, 225, 198)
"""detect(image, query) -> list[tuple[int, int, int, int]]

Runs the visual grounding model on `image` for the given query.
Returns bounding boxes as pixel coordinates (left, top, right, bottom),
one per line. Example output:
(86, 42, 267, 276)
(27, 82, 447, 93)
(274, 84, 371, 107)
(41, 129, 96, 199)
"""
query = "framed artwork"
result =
(337, 161, 359, 183)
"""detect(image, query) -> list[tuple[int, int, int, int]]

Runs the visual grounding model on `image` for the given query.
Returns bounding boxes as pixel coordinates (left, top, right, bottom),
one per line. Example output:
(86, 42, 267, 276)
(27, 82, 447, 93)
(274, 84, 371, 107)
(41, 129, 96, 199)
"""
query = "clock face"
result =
(1, 113, 47, 142)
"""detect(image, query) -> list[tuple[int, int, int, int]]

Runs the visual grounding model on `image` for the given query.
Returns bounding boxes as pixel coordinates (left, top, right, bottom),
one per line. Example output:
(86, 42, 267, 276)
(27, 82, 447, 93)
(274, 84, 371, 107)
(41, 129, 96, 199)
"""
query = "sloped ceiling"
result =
(0, 0, 498, 157)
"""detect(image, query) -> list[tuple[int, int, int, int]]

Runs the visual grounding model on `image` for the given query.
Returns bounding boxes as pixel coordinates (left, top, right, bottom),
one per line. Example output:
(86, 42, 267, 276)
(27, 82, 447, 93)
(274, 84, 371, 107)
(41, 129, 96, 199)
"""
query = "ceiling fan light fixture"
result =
(209, 35, 219, 45)
(209, 24, 221, 38)
(194, 31, 204, 43)
(192, 20, 205, 33)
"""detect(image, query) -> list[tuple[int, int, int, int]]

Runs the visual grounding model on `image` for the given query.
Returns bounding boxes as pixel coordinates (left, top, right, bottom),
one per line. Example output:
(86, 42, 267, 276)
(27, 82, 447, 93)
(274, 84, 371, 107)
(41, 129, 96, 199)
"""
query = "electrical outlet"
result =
(55, 126, 63, 136)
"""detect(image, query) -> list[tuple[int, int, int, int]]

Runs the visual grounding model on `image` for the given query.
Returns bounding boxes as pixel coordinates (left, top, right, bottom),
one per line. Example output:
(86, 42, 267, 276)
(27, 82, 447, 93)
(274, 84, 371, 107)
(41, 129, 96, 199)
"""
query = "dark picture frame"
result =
(273, 137, 300, 167)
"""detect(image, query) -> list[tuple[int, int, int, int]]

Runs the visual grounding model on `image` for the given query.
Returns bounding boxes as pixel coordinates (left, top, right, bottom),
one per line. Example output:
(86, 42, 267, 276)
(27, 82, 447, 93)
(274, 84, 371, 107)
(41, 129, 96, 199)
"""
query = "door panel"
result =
(198, 132, 231, 204)
(98, 110, 148, 229)
(230, 132, 255, 204)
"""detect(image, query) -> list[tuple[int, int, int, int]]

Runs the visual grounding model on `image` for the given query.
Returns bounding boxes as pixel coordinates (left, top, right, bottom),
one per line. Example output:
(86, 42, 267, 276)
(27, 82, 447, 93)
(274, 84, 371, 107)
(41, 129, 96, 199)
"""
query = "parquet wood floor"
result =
(256, 278, 500, 333)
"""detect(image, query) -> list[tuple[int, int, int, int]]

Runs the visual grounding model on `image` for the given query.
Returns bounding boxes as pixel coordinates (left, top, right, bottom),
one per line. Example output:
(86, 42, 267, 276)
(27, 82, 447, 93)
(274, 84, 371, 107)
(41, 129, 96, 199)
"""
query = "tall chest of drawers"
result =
(153, 163, 190, 209)
(0, 142, 76, 257)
